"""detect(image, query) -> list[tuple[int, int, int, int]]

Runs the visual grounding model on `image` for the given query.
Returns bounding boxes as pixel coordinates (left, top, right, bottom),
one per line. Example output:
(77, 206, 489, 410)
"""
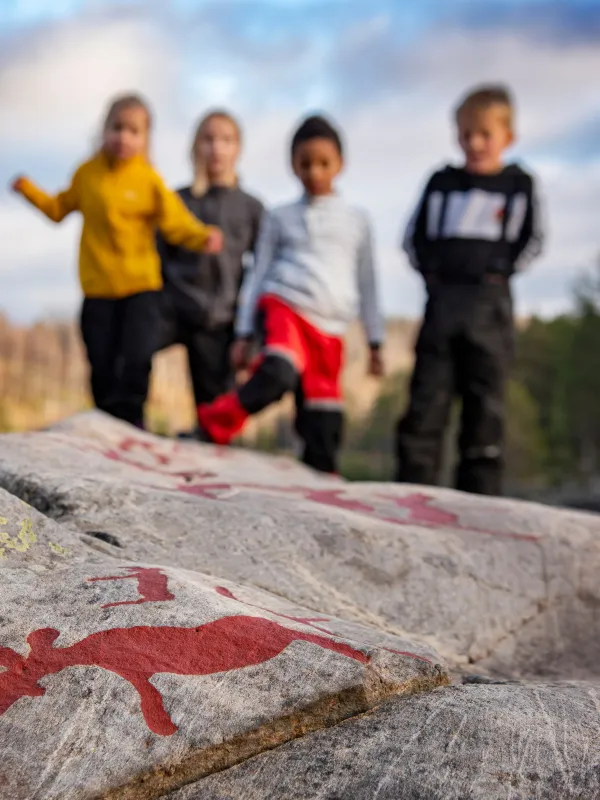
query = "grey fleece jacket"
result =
(158, 184, 264, 328)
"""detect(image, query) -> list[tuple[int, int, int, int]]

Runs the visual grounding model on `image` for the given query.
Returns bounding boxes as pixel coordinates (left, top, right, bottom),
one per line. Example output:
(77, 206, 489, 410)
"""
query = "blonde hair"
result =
(191, 109, 242, 161)
(190, 110, 242, 193)
(455, 85, 514, 130)
(102, 93, 152, 157)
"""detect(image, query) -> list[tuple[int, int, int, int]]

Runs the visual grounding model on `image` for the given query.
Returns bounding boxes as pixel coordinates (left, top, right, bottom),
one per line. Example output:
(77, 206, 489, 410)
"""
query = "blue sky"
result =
(1, 0, 599, 322)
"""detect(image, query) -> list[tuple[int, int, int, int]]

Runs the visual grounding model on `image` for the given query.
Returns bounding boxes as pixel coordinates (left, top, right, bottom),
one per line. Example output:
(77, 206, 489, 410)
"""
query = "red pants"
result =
(197, 295, 344, 473)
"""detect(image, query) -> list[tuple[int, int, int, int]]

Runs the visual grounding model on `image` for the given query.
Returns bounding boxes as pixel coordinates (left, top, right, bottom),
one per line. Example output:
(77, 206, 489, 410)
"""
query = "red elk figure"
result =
(88, 566, 175, 608)
(0, 617, 369, 736)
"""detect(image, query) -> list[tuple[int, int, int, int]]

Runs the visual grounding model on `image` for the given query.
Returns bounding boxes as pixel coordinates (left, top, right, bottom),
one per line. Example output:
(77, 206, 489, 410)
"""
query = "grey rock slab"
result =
(1, 413, 600, 676)
(166, 683, 600, 800)
(0, 561, 446, 800)
(0, 485, 92, 571)
(44, 410, 328, 486)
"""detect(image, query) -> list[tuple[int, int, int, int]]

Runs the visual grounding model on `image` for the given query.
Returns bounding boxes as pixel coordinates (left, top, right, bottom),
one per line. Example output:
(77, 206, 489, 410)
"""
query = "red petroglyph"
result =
(47, 432, 217, 480)
(300, 489, 376, 514)
(0, 617, 369, 736)
(178, 483, 376, 514)
(216, 587, 433, 665)
(103, 437, 177, 473)
(105, 438, 223, 481)
(44, 432, 538, 542)
(177, 482, 540, 542)
(216, 587, 334, 636)
(381, 493, 459, 527)
(88, 567, 175, 608)
(177, 483, 234, 500)
(377, 494, 539, 542)
(118, 437, 173, 466)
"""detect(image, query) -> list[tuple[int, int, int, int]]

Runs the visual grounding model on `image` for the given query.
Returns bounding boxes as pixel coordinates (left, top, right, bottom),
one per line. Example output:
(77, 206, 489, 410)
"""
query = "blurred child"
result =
(195, 114, 384, 474)
(12, 93, 222, 428)
(396, 85, 544, 495)
(158, 110, 263, 411)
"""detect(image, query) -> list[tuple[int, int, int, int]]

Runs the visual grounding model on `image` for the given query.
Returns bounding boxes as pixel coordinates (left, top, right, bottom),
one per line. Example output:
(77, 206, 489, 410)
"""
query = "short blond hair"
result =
(454, 85, 514, 130)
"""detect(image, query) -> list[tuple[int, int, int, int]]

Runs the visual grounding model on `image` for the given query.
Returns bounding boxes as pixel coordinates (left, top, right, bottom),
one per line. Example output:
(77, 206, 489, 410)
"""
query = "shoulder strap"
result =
(500, 170, 523, 243)
(437, 191, 450, 238)
(432, 166, 455, 239)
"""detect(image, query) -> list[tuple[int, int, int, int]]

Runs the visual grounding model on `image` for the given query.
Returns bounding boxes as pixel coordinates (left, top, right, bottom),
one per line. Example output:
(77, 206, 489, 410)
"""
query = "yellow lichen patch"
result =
(48, 542, 70, 557)
(0, 517, 7, 560)
(0, 518, 38, 559)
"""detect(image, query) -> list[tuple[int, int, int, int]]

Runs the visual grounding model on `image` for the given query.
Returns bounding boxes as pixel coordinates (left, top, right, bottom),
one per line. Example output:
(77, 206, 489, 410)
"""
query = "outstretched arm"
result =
(154, 175, 222, 253)
(12, 173, 80, 223)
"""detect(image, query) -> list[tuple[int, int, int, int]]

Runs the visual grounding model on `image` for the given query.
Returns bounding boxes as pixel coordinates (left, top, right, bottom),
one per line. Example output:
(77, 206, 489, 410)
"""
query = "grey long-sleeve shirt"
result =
(235, 195, 384, 345)
(159, 184, 264, 328)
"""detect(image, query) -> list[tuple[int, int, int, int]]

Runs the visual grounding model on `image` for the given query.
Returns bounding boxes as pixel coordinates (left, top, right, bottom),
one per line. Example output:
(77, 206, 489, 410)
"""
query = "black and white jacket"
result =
(403, 164, 544, 283)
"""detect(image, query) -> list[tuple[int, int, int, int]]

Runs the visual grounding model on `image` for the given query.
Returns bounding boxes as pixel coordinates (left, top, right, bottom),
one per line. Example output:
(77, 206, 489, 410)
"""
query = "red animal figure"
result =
(215, 587, 433, 664)
(379, 493, 459, 527)
(0, 617, 369, 736)
(87, 567, 175, 608)
(116, 437, 173, 466)
(216, 587, 333, 635)
(103, 438, 174, 473)
(177, 483, 539, 542)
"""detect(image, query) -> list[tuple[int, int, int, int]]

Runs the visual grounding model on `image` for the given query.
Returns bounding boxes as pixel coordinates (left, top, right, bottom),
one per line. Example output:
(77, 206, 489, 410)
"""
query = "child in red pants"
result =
(197, 115, 384, 473)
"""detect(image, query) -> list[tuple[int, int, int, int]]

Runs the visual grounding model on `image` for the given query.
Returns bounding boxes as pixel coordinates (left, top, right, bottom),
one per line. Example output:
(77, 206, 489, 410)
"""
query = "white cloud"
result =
(1, 10, 599, 324)
(331, 21, 600, 127)
(0, 10, 180, 153)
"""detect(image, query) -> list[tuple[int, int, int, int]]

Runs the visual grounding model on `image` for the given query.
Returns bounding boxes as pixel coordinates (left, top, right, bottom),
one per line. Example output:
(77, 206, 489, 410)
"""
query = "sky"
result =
(1, 0, 599, 323)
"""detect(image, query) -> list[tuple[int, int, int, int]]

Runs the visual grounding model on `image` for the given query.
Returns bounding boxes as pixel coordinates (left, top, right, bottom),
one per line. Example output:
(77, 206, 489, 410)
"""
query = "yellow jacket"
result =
(18, 152, 213, 299)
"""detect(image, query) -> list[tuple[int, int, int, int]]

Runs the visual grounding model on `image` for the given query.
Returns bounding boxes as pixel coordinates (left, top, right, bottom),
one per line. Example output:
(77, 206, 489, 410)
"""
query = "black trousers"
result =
(80, 291, 160, 426)
(237, 354, 344, 475)
(395, 284, 514, 496)
(158, 294, 235, 406)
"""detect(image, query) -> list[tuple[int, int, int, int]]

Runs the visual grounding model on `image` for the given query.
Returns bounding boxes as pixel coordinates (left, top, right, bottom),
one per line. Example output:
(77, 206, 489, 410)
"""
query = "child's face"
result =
(292, 138, 343, 196)
(195, 117, 240, 182)
(457, 106, 514, 174)
(103, 106, 149, 162)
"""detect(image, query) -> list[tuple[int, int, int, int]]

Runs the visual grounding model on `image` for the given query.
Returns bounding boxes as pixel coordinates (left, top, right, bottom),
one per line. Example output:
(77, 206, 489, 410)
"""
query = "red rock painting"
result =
(46, 432, 538, 541)
(88, 567, 175, 608)
(215, 587, 433, 664)
(177, 483, 539, 542)
(47, 433, 216, 479)
(0, 617, 369, 736)
(216, 586, 334, 635)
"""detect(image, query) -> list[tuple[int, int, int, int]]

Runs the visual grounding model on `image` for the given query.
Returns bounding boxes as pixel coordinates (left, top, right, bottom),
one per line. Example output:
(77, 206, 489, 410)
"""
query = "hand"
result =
(230, 339, 252, 371)
(203, 226, 223, 254)
(485, 273, 506, 285)
(368, 347, 384, 378)
(10, 176, 26, 194)
(424, 273, 438, 288)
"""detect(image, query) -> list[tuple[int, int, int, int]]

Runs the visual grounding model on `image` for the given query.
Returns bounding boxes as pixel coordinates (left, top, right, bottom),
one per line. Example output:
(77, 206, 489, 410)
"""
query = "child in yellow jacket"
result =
(12, 93, 223, 428)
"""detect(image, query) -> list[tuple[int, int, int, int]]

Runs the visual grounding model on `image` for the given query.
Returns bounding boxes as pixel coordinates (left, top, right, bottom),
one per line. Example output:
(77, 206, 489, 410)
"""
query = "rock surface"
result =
(166, 683, 600, 800)
(0, 412, 599, 677)
(0, 562, 444, 800)
(0, 411, 599, 799)
(0, 485, 92, 570)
